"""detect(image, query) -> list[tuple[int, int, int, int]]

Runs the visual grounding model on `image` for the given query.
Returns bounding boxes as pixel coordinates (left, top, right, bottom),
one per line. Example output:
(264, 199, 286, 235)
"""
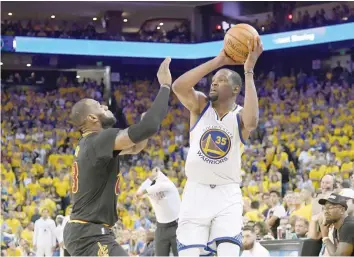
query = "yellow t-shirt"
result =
(21, 229, 34, 246)
(268, 181, 281, 192)
(341, 162, 353, 179)
(245, 210, 263, 222)
(309, 168, 324, 190)
(27, 183, 43, 197)
(247, 185, 259, 196)
(24, 204, 36, 219)
(291, 203, 312, 221)
(54, 180, 70, 197)
(5, 218, 21, 233)
(6, 248, 22, 256)
(39, 177, 53, 187)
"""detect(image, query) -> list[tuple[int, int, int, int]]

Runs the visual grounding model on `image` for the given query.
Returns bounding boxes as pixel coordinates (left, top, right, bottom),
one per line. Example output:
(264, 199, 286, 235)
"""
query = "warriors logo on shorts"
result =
(199, 129, 231, 160)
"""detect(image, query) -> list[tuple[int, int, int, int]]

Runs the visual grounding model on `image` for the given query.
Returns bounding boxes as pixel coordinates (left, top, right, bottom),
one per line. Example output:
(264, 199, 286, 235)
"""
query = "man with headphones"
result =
(312, 175, 337, 217)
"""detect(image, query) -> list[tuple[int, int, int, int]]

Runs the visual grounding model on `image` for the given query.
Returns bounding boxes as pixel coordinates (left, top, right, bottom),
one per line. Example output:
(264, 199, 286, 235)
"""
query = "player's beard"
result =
(243, 241, 255, 250)
(323, 215, 338, 225)
(208, 94, 218, 102)
(100, 115, 117, 128)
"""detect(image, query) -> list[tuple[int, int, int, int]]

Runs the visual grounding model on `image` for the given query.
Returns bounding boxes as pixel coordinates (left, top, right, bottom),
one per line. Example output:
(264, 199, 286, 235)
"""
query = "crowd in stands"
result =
(1, 18, 191, 43)
(1, 60, 354, 256)
(257, 3, 354, 34)
(213, 3, 354, 40)
(3, 3, 354, 43)
(138, 21, 190, 43)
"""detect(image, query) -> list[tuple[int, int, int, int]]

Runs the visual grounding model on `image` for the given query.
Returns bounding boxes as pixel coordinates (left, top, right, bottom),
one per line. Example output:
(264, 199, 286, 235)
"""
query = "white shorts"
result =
(177, 180, 243, 254)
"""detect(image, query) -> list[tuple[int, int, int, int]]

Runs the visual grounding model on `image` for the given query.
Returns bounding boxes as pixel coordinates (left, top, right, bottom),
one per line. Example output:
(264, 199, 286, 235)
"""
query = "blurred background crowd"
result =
(1, 0, 354, 256)
(2, 63, 354, 256)
(2, 2, 354, 42)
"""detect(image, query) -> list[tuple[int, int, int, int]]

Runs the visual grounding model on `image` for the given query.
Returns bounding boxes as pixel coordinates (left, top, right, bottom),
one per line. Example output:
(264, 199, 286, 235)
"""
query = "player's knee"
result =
(178, 247, 201, 257)
(216, 242, 240, 256)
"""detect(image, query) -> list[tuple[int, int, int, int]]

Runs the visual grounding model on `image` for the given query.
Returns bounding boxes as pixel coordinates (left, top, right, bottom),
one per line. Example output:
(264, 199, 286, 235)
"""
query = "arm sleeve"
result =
(339, 221, 354, 244)
(128, 87, 170, 143)
(137, 179, 153, 194)
(146, 181, 171, 195)
(93, 128, 121, 159)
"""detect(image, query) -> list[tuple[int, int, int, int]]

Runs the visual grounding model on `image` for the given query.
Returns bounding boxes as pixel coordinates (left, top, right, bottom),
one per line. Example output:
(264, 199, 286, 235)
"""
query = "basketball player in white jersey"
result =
(172, 36, 263, 256)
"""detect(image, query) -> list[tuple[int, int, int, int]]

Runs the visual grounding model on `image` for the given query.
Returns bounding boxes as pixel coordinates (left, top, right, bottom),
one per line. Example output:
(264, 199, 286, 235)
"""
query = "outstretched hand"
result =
(157, 57, 172, 86)
(216, 49, 244, 66)
(244, 35, 263, 71)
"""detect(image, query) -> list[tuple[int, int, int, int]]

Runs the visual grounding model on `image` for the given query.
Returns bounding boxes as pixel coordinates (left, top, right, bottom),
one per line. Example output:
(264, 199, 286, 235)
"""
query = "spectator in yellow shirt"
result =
(269, 174, 282, 193)
(6, 241, 22, 256)
(5, 211, 21, 235)
(341, 157, 353, 179)
(20, 222, 34, 247)
(291, 185, 313, 222)
(245, 201, 264, 222)
(53, 173, 70, 198)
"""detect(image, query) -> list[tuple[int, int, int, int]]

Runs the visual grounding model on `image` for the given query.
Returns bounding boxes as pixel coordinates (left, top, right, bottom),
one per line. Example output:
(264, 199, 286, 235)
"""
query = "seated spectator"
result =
(254, 221, 271, 240)
(140, 230, 155, 256)
(245, 201, 264, 222)
(294, 217, 309, 239)
(241, 226, 270, 257)
(266, 191, 287, 238)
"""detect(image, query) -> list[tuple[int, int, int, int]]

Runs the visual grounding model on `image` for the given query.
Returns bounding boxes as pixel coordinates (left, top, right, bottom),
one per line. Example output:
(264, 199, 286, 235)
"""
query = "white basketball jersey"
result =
(185, 102, 245, 185)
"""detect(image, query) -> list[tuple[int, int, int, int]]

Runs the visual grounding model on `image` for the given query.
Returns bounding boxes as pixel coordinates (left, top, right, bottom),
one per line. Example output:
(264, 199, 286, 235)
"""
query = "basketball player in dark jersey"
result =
(63, 58, 172, 256)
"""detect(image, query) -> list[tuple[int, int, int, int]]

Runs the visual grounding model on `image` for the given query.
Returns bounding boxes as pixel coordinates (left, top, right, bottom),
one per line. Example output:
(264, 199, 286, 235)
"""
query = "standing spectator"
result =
(33, 208, 56, 257)
(279, 160, 290, 196)
(266, 191, 287, 238)
(332, 61, 344, 81)
(30, 208, 41, 223)
(6, 240, 22, 256)
(5, 211, 21, 235)
(20, 222, 34, 249)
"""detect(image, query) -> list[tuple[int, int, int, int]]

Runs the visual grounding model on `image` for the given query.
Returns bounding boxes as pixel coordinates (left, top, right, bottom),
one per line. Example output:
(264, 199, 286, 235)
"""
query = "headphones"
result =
(320, 174, 337, 189)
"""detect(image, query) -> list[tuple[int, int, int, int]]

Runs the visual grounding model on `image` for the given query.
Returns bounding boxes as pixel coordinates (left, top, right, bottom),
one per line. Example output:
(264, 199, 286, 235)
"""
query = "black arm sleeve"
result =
(94, 128, 121, 159)
(128, 86, 170, 143)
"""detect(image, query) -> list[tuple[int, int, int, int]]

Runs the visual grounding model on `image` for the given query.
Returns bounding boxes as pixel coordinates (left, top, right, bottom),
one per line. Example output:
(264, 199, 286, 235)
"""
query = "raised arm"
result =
(172, 51, 240, 114)
(114, 57, 172, 151)
(239, 36, 263, 140)
(172, 59, 219, 113)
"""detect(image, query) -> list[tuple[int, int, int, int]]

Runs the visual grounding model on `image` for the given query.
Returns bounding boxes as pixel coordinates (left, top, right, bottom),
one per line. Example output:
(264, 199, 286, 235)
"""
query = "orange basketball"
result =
(224, 24, 259, 63)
